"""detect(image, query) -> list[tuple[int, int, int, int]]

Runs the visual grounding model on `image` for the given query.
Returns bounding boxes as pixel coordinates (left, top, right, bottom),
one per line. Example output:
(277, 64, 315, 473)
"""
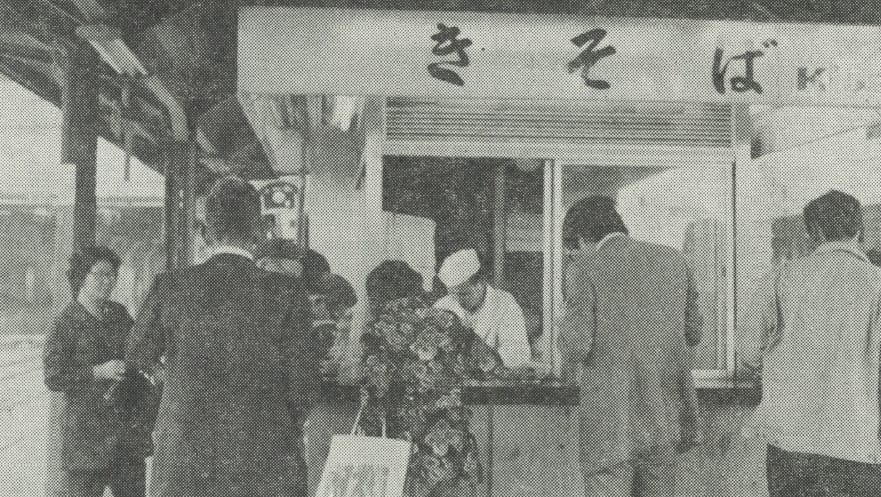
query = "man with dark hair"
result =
(745, 190, 881, 497)
(126, 175, 319, 497)
(562, 195, 628, 250)
(300, 248, 331, 294)
(560, 195, 701, 497)
(802, 189, 864, 243)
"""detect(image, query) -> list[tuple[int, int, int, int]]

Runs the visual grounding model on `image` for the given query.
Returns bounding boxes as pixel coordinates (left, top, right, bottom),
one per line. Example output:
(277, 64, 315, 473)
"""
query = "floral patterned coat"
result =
(360, 295, 499, 497)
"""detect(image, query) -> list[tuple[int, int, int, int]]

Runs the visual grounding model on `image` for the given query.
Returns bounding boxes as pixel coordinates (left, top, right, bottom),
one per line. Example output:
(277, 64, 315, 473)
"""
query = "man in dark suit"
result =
(125, 176, 319, 497)
(560, 195, 701, 497)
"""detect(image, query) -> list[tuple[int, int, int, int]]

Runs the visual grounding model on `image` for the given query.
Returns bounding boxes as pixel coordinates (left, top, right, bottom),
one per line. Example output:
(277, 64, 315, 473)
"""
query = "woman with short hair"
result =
(361, 260, 484, 497)
(43, 246, 157, 497)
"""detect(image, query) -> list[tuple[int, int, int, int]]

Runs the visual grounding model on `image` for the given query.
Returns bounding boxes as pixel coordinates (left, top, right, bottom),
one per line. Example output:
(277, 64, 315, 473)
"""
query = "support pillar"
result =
(163, 140, 196, 271)
(486, 163, 509, 497)
(492, 164, 507, 288)
(47, 41, 100, 497)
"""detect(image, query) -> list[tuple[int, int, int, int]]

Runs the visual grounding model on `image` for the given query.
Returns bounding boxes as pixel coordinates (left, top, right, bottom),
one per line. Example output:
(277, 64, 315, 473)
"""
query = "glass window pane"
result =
(558, 164, 731, 370)
(383, 156, 546, 359)
(736, 107, 881, 362)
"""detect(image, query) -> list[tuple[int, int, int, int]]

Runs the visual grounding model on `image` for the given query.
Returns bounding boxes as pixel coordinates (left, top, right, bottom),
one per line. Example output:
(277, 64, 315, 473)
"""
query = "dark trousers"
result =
(65, 457, 146, 497)
(767, 445, 881, 497)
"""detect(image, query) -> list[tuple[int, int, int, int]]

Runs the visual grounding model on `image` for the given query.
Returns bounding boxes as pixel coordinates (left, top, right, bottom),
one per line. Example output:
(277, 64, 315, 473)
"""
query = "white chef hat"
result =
(438, 248, 481, 288)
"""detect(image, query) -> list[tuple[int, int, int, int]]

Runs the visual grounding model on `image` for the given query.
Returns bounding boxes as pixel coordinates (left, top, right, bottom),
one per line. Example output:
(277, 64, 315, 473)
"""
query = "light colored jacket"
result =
(560, 235, 701, 473)
(747, 241, 881, 464)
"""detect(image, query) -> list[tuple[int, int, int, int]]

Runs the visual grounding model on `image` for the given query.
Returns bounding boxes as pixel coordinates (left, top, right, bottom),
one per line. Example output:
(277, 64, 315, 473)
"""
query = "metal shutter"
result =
(385, 98, 732, 152)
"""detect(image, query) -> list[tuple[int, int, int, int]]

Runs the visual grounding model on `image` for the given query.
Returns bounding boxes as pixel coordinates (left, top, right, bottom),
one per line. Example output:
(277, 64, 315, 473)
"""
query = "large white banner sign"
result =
(239, 7, 881, 106)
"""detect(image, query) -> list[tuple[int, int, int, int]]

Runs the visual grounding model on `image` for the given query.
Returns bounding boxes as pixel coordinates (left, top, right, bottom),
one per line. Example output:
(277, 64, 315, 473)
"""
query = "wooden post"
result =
(181, 143, 197, 266)
(47, 41, 100, 497)
(163, 141, 196, 270)
(486, 163, 508, 497)
(163, 145, 177, 271)
(60, 44, 100, 253)
(492, 164, 507, 288)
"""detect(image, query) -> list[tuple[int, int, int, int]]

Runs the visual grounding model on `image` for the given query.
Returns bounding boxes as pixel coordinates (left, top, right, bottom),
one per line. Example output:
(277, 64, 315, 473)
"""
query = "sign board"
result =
(239, 7, 881, 106)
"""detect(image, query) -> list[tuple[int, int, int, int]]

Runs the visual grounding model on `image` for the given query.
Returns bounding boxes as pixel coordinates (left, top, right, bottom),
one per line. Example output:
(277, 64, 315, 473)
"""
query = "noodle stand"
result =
(238, 7, 881, 496)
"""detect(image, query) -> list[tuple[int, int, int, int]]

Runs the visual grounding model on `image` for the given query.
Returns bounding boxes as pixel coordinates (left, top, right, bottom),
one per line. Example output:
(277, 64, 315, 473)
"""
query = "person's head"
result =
(254, 239, 304, 276)
(300, 249, 331, 294)
(203, 176, 261, 249)
(366, 260, 424, 315)
(438, 248, 486, 313)
(802, 190, 863, 244)
(313, 273, 357, 322)
(67, 246, 121, 303)
(563, 195, 628, 250)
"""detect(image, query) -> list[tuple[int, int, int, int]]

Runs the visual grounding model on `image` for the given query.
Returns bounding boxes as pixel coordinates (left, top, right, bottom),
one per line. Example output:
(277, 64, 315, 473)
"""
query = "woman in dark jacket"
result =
(43, 246, 157, 497)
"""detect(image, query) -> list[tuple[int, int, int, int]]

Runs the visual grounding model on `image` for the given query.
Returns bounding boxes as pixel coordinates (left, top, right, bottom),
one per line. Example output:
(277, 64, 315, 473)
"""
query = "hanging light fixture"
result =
(76, 24, 149, 183)
(327, 96, 363, 132)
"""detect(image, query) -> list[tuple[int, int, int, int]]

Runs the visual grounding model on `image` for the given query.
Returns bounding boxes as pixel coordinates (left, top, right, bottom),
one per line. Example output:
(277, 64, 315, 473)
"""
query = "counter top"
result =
(317, 380, 581, 406)
(316, 380, 761, 406)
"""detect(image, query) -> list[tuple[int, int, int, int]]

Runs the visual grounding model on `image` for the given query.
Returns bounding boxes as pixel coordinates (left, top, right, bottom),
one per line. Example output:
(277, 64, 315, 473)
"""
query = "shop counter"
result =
(305, 381, 582, 497)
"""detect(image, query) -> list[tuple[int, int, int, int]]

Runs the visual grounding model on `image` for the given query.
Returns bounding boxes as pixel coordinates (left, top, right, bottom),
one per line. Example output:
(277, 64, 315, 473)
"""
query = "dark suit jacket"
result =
(559, 235, 701, 474)
(125, 254, 319, 497)
(43, 300, 156, 470)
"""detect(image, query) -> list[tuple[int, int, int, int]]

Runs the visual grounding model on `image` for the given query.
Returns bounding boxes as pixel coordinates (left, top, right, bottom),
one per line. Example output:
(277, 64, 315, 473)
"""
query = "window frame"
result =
(381, 98, 748, 387)
(547, 159, 737, 385)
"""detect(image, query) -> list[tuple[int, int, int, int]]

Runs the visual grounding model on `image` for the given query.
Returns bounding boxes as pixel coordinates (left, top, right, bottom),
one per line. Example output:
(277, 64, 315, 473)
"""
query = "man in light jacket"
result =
(560, 195, 701, 497)
(745, 190, 881, 496)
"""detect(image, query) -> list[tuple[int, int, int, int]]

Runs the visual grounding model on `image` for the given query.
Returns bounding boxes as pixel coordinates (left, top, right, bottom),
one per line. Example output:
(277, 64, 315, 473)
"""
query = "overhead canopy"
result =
(0, 75, 164, 204)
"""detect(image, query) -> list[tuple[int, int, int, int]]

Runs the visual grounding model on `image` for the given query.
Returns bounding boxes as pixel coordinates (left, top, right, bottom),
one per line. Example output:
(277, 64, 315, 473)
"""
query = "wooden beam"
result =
(0, 59, 61, 104)
(68, 0, 109, 22)
(0, 41, 53, 64)
(0, 28, 53, 52)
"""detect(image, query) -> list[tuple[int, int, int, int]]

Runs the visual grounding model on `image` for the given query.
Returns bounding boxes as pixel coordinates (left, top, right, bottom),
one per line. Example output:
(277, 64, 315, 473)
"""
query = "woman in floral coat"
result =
(360, 261, 496, 497)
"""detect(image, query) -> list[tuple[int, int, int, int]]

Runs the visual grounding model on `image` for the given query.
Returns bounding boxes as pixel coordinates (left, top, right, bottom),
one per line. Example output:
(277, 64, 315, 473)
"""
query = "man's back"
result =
(127, 254, 317, 497)
(563, 235, 698, 472)
(753, 242, 881, 464)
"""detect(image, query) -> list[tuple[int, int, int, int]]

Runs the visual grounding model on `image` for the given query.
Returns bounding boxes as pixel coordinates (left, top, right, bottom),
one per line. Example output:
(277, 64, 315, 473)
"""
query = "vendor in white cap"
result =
(434, 248, 532, 369)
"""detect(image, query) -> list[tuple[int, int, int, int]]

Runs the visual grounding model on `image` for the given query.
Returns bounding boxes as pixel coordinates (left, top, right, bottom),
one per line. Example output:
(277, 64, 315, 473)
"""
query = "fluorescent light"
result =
(76, 24, 148, 78)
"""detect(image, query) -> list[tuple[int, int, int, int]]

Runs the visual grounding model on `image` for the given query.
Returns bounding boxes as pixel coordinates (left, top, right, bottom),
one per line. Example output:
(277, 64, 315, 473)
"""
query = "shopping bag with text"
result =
(316, 434, 412, 497)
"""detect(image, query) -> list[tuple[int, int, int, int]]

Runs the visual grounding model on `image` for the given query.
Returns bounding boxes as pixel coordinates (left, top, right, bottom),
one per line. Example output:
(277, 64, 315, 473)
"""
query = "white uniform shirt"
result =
(434, 285, 532, 368)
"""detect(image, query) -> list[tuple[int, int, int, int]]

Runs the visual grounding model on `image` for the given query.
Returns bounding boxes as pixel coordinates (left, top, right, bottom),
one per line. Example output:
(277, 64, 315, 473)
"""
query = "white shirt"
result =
(434, 285, 532, 368)
(208, 245, 254, 261)
(595, 232, 626, 252)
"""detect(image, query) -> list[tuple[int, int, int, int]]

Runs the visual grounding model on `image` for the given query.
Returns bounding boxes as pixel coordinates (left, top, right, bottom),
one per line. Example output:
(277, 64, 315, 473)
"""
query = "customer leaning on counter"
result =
(744, 190, 881, 497)
(560, 195, 701, 497)
(125, 176, 319, 497)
